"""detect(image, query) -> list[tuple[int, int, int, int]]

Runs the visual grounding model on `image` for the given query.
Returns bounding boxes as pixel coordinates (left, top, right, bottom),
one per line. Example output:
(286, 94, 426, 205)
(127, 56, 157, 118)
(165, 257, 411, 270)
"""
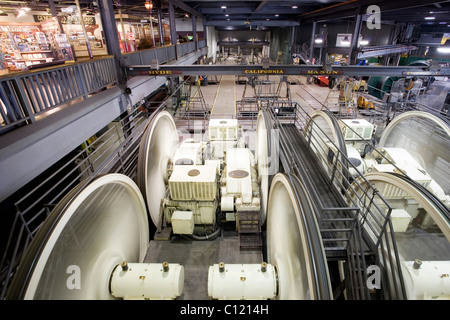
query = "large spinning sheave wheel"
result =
(7, 174, 149, 299)
(137, 110, 179, 227)
(305, 110, 349, 185)
(266, 173, 332, 300)
(347, 172, 450, 299)
(378, 110, 450, 196)
(256, 110, 273, 225)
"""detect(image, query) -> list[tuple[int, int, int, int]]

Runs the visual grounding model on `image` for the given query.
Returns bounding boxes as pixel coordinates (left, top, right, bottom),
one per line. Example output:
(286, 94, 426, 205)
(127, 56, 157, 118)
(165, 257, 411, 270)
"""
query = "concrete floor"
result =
(144, 231, 263, 300)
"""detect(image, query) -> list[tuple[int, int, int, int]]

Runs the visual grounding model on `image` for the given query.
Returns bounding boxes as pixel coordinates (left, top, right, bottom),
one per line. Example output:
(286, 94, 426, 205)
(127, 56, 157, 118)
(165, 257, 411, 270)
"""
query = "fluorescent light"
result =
(341, 36, 350, 46)
(221, 6, 226, 9)
(315, 38, 323, 44)
(360, 39, 369, 46)
(275, 14, 279, 17)
(292, 6, 298, 9)
(225, 14, 229, 17)
(17, 9, 26, 18)
(437, 47, 450, 53)
(438, 40, 450, 53)
(425, 17, 435, 20)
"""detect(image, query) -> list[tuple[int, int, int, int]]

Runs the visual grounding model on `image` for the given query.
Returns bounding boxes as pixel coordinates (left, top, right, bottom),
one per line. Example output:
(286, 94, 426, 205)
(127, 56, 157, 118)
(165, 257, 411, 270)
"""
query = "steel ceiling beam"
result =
(204, 19, 300, 27)
(126, 64, 450, 77)
(299, 0, 450, 23)
(168, 0, 205, 19)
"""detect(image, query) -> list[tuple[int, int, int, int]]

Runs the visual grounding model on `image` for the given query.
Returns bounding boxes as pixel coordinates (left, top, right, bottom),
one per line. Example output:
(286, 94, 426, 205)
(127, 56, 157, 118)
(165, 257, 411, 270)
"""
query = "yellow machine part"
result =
(357, 96, 375, 109)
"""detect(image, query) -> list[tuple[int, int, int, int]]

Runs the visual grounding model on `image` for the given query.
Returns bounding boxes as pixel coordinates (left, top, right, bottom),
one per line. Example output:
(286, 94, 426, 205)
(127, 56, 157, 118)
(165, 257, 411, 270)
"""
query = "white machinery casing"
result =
(110, 263, 184, 300)
(174, 139, 203, 165)
(169, 165, 217, 201)
(208, 263, 277, 300)
(165, 164, 218, 229)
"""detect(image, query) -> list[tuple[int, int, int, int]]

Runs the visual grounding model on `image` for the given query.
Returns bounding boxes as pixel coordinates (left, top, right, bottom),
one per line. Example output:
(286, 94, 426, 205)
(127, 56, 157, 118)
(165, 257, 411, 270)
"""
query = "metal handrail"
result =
(1, 41, 207, 135)
(0, 79, 191, 299)
(265, 99, 406, 299)
(0, 56, 118, 134)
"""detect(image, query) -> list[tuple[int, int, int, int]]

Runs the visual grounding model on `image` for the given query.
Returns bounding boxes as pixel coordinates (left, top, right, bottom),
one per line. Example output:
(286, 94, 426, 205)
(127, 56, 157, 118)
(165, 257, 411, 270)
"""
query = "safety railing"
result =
(266, 100, 406, 299)
(177, 41, 196, 57)
(1, 41, 207, 135)
(292, 101, 406, 299)
(122, 45, 176, 66)
(0, 80, 191, 299)
(0, 57, 118, 134)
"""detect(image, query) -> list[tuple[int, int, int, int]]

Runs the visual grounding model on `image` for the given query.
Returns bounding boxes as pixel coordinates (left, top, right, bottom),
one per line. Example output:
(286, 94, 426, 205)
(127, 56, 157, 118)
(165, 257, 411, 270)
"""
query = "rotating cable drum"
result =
(346, 172, 450, 299)
(303, 110, 350, 190)
(256, 110, 276, 225)
(266, 173, 332, 299)
(378, 111, 450, 197)
(265, 105, 352, 300)
(137, 110, 180, 229)
(6, 174, 150, 300)
(270, 101, 412, 300)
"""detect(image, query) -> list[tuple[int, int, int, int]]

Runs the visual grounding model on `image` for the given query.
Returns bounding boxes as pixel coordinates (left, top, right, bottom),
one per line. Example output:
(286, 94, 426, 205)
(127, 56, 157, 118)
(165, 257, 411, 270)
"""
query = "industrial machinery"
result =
(6, 98, 449, 300)
(6, 109, 330, 300)
(305, 109, 450, 299)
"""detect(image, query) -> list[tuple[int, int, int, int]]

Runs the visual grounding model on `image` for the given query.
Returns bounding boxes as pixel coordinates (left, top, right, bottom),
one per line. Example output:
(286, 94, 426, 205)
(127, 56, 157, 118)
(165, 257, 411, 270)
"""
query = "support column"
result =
(192, 15, 198, 51)
(348, 13, 362, 65)
(97, 0, 126, 87)
(118, 9, 129, 53)
(75, 0, 93, 59)
(309, 21, 316, 63)
(290, 26, 296, 64)
(158, 8, 165, 46)
(48, 0, 64, 32)
(168, 2, 178, 60)
(203, 21, 207, 49)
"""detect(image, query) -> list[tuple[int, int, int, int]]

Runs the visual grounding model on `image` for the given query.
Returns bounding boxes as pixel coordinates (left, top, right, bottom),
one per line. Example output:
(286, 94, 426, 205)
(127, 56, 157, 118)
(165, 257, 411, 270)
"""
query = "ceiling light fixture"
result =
(221, 6, 227, 9)
(360, 39, 369, 46)
(425, 17, 435, 20)
(144, 1, 153, 10)
(292, 5, 298, 9)
(17, 9, 27, 18)
(438, 39, 450, 53)
(341, 36, 350, 46)
(275, 14, 279, 17)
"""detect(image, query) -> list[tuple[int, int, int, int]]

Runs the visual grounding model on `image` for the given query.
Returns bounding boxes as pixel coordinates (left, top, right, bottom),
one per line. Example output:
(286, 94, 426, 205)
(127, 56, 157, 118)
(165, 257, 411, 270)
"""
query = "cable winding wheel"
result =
(137, 110, 179, 228)
(7, 174, 149, 299)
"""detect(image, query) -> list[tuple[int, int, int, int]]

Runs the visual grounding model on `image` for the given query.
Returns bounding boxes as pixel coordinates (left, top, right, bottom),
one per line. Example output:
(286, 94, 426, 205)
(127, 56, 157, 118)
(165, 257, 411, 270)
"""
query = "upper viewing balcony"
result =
(0, 0, 208, 136)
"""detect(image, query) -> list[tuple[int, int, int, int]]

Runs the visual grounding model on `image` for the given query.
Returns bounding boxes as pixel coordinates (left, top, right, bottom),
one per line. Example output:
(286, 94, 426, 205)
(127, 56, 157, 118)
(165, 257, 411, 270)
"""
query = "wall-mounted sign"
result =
(34, 15, 96, 25)
(146, 70, 182, 75)
(336, 33, 363, 47)
(242, 69, 285, 74)
(301, 70, 344, 75)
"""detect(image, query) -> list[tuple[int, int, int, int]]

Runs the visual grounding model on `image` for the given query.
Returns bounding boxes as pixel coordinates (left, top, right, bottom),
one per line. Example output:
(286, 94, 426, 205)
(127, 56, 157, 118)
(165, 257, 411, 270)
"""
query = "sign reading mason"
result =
(243, 69, 286, 75)
(301, 70, 344, 75)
